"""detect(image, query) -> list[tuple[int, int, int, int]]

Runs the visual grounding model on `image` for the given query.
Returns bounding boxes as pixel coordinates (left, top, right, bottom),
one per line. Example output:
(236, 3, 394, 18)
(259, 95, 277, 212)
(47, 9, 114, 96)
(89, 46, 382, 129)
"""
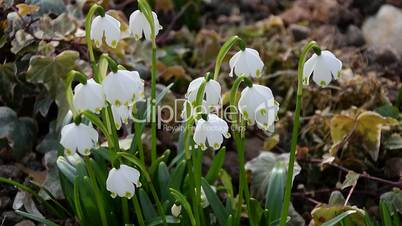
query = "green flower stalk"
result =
(279, 41, 321, 226)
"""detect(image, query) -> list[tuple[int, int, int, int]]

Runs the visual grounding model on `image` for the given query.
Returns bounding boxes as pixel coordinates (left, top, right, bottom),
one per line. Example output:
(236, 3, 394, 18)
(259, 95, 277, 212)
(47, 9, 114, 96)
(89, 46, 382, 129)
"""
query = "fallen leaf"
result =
(16, 3, 40, 16)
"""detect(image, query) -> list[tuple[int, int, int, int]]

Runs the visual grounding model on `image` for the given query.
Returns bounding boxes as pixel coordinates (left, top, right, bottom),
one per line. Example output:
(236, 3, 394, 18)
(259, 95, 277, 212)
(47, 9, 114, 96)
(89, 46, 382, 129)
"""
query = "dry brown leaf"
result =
(16, 4, 40, 16)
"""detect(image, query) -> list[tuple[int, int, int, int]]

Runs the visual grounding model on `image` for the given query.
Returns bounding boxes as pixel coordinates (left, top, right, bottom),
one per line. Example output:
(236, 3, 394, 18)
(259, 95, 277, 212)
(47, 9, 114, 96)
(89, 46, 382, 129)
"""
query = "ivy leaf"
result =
(0, 63, 17, 104)
(245, 152, 301, 200)
(341, 170, 359, 190)
(0, 107, 38, 159)
(311, 205, 365, 226)
(26, 50, 79, 127)
(330, 110, 398, 161)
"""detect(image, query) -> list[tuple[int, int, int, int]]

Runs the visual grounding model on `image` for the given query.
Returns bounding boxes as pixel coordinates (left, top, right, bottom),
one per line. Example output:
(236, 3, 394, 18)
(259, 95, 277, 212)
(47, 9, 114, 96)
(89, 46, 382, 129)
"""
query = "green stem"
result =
(122, 198, 129, 224)
(133, 196, 146, 226)
(151, 40, 157, 165)
(106, 104, 120, 152)
(213, 35, 245, 80)
(65, 70, 88, 117)
(133, 104, 144, 163)
(84, 158, 108, 226)
(85, 4, 104, 74)
(279, 40, 320, 226)
(229, 75, 254, 226)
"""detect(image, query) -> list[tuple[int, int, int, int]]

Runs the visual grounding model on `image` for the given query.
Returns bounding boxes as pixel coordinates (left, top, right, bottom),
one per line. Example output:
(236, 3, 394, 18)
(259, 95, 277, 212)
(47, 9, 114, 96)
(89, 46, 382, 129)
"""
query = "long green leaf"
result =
(201, 178, 228, 226)
(168, 160, 186, 191)
(205, 147, 226, 184)
(16, 210, 59, 226)
(146, 216, 180, 226)
(138, 188, 158, 220)
(380, 200, 393, 226)
(266, 165, 287, 225)
(321, 210, 357, 226)
(158, 162, 170, 202)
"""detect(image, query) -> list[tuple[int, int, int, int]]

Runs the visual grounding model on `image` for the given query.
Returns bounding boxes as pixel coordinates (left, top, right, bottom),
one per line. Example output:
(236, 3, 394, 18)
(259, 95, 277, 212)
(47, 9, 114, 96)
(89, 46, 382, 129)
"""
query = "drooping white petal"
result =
(193, 114, 229, 150)
(73, 79, 106, 113)
(238, 84, 273, 124)
(129, 10, 147, 40)
(60, 123, 98, 156)
(143, 12, 163, 41)
(204, 79, 221, 107)
(193, 119, 208, 150)
(303, 50, 342, 87)
(302, 54, 317, 85)
(106, 165, 140, 199)
(103, 15, 121, 48)
(90, 16, 103, 48)
(255, 100, 278, 132)
(111, 104, 133, 129)
(312, 59, 333, 87)
(185, 77, 221, 108)
(102, 70, 144, 106)
(119, 165, 141, 187)
(229, 48, 264, 78)
(90, 14, 121, 48)
(321, 51, 342, 80)
(129, 10, 162, 41)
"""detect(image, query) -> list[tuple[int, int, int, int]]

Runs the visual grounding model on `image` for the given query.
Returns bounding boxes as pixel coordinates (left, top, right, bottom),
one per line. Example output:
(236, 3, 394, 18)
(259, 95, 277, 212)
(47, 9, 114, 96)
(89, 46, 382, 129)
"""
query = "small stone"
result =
(0, 164, 21, 178)
(0, 196, 11, 210)
(345, 25, 365, 47)
(15, 220, 35, 226)
(362, 5, 402, 55)
(289, 24, 310, 41)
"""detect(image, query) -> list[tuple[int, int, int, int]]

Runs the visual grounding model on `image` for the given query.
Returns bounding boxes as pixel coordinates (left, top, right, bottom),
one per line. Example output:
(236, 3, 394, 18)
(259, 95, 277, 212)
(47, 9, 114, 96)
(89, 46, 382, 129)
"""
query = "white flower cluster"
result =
(61, 7, 163, 200)
(182, 47, 280, 150)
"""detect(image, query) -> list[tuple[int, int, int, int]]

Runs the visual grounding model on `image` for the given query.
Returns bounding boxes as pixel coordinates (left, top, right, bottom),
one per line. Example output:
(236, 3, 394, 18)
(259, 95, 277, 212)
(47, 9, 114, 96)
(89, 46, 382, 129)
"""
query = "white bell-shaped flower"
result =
(102, 70, 144, 106)
(185, 77, 221, 108)
(106, 164, 141, 199)
(254, 100, 279, 132)
(129, 10, 162, 41)
(60, 123, 98, 156)
(303, 50, 342, 87)
(111, 104, 133, 129)
(171, 204, 182, 218)
(229, 48, 264, 78)
(90, 14, 121, 48)
(73, 79, 106, 113)
(238, 84, 278, 131)
(193, 114, 230, 150)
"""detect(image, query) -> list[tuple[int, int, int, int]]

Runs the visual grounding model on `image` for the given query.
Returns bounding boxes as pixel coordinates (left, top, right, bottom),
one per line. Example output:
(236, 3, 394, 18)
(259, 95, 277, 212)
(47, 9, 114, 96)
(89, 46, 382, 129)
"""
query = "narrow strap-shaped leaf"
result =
(138, 188, 158, 221)
(168, 160, 186, 191)
(206, 147, 226, 184)
(380, 200, 393, 226)
(158, 162, 170, 201)
(145, 216, 180, 226)
(201, 178, 228, 226)
(321, 210, 357, 226)
(16, 210, 60, 226)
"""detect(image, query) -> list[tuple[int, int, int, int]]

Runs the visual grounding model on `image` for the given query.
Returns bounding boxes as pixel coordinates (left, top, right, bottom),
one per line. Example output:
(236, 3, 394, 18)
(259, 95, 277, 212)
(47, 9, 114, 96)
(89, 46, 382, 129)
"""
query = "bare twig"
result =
(301, 158, 402, 188)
